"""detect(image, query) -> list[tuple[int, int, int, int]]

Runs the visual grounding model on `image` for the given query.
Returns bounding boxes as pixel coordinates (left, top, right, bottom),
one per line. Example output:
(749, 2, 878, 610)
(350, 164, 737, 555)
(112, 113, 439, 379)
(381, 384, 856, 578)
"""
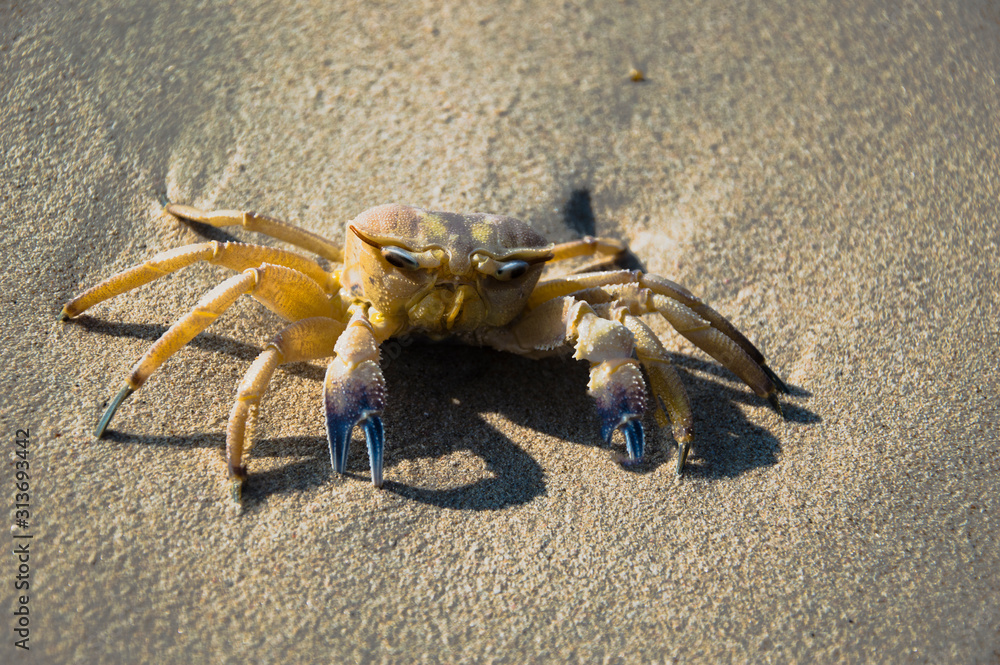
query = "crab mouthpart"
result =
(409, 284, 485, 332)
(445, 284, 471, 329)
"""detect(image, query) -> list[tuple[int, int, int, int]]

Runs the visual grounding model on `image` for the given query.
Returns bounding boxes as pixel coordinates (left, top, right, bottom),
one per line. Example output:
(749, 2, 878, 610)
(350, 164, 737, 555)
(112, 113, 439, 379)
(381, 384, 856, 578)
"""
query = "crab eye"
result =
(381, 246, 420, 270)
(494, 260, 530, 281)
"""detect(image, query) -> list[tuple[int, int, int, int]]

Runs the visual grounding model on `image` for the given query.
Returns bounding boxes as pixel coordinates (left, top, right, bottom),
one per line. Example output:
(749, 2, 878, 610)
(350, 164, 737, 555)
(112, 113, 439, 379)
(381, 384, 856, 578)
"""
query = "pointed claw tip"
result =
(94, 385, 135, 438)
(621, 419, 645, 462)
(230, 478, 244, 505)
(767, 392, 784, 417)
(362, 415, 385, 489)
(369, 457, 384, 487)
(763, 365, 790, 394)
(325, 415, 352, 475)
(58, 308, 70, 321)
(675, 441, 691, 475)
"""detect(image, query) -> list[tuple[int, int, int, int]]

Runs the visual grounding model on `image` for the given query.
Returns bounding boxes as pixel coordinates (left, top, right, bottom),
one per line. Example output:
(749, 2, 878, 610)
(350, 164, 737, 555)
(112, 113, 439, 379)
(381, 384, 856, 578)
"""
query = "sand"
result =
(2, 0, 999, 662)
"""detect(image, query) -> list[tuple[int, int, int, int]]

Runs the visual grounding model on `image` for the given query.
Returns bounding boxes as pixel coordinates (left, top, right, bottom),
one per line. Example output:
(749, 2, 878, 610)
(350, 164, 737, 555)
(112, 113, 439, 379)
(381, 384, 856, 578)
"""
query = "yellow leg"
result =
(528, 270, 787, 410)
(646, 290, 780, 408)
(227, 316, 345, 502)
(166, 203, 344, 262)
(547, 236, 627, 263)
(60, 241, 335, 320)
(94, 264, 337, 437)
(528, 269, 637, 308)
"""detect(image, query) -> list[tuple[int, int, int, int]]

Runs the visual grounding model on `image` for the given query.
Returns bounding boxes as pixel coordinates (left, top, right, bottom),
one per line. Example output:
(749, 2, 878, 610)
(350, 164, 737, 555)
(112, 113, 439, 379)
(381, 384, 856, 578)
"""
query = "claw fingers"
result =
(762, 364, 790, 395)
(589, 360, 647, 462)
(362, 416, 384, 488)
(323, 358, 387, 487)
(619, 418, 644, 464)
(324, 402, 353, 475)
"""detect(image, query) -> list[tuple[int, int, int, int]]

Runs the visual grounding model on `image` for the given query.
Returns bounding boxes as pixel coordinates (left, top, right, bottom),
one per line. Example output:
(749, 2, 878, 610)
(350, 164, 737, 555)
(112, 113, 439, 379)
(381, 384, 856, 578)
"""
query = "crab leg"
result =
(226, 316, 345, 502)
(93, 263, 337, 437)
(166, 203, 344, 262)
(547, 236, 627, 263)
(541, 236, 632, 274)
(60, 241, 335, 321)
(531, 271, 788, 409)
(323, 309, 387, 487)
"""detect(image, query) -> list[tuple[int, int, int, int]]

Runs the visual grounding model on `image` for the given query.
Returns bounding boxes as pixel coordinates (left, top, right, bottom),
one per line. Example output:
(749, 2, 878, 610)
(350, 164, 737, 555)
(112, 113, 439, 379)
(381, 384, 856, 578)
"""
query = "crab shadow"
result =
(375, 342, 817, 485)
(89, 323, 817, 511)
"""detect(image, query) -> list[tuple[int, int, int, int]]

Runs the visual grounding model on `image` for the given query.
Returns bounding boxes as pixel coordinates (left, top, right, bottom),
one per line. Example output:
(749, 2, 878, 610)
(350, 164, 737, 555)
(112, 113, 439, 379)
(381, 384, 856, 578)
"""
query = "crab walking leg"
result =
(531, 271, 787, 409)
(574, 281, 783, 411)
(547, 236, 627, 263)
(528, 270, 636, 307)
(483, 296, 648, 461)
(323, 309, 387, 487)
(227, 316, 345, 502)
(648, 291, 783, 413)
(60, 241, 335, 320)
(639, 273, 789, 394)
(94, 264, 338, 437)
(165, 202, 344, 262)
(543, 236, 632, 275)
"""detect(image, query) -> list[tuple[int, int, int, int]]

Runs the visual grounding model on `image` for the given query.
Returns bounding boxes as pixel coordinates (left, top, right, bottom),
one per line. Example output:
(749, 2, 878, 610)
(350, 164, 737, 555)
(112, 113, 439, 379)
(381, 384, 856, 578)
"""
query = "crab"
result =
(61, 202, 788, 501)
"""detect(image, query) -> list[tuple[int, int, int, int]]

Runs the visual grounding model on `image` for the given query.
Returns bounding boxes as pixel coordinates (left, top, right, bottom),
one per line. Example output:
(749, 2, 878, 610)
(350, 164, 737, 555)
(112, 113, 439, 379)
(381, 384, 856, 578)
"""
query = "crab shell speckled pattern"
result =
(341, 205, 553, 336)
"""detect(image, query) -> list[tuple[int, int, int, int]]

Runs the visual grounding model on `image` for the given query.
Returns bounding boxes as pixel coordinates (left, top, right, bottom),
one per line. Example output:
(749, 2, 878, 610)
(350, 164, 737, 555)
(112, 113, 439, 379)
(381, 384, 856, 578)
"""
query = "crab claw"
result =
(616, 419, 645, 464)
(323, 355, 387, 487)
(590, 360, 648, 464)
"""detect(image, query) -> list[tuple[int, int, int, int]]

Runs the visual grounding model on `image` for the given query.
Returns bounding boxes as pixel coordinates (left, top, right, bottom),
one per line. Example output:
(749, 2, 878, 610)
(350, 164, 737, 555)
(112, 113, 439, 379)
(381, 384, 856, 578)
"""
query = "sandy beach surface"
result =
(3, 1, 999, 662)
